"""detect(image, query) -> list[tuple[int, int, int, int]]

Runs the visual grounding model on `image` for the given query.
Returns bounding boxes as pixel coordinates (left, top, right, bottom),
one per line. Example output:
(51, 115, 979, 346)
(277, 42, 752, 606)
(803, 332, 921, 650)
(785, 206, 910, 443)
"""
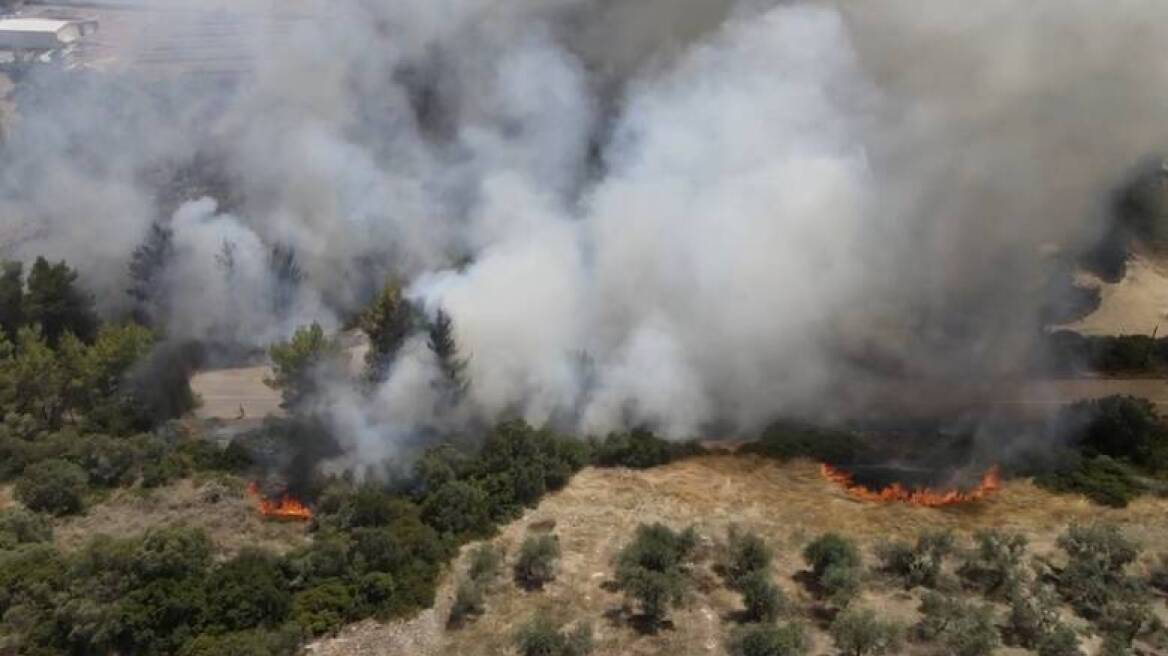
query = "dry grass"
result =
(309, 455, 1168, 656)
(1066, 252, 1168, 337)
(53, 476, 310, 556)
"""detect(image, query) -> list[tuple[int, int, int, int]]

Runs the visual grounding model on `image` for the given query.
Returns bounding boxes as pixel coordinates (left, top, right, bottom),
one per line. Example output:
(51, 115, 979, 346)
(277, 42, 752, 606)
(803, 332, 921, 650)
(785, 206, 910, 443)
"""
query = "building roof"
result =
(0, 18, 77, 34)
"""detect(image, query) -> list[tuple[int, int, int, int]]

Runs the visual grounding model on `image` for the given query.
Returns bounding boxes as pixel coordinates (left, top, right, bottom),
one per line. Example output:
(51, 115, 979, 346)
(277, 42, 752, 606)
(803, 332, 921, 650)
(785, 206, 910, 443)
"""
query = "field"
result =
(307, 455, 1168, 656)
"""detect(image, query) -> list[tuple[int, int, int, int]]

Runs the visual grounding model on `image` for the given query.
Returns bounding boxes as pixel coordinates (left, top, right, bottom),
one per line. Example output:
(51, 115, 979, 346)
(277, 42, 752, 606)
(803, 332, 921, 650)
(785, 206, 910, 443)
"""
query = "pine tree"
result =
(0, 261, 23, 340)
(359, 281, 417, 383)
(427, 308, 469, 401)
(25, 257, 97, 346)
(126, 220, 174, 326)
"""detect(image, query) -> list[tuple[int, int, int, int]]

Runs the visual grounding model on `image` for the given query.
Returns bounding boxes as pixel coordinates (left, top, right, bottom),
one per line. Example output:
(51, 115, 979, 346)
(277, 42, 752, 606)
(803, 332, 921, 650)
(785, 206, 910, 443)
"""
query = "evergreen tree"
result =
(126, 221, 174, 326)
(0, 261, 23, 340)
(360, 281, 416, 383)
(25, 257, 97, 346)
(268, 244, 304, 320)
(427, 308, 469, 400)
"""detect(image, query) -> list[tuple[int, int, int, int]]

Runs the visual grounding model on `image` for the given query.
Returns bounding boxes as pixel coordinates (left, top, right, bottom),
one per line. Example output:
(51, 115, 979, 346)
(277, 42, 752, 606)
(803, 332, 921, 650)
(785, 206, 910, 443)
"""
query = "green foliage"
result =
(126, 220, 175, 327)
(828, 607, 903, 656)
(1046, 331, 1168, 376)
(959, 529, 1028, 597)
(467, 543, 504, 584)
(727, 623, 808, 656)
(917, 591, 1000, 656)
(592, 429, 706, 469)
(614, 523, 697, 629)
(739, 571, 785, 623)
(0, 507, 52, 550)
(513, 613, 593, 656)
(360, 280, 417, 382)
(1149, 553, 1168, 594)
(1069, 396, 1168, 470)
(14, 457, 88, 515)
(468, 419, 589, 519)
(1036, 624, 1084, 656)
(427, 308, 469, 401)
(448, 578, 486, 628)
(178, 625, 301, 656)
(514, 534, 561, 590)
(1035, 456, 1146, 508)
(874, 529, 954, 589)
(1007, 583, 1063, 648)
(724, 526, 773, 589)
(24, 256, 97, 346)
(292, 581, 357, 636)
(265, 323, 346, 409)
(0, 260, 23, 339)
(803, 533, 863, 605)
(205, 549, 292, 632)
(422, 480, 492, 538)
(1055, 523, 1142, 619)
(741, 422, 872, 465)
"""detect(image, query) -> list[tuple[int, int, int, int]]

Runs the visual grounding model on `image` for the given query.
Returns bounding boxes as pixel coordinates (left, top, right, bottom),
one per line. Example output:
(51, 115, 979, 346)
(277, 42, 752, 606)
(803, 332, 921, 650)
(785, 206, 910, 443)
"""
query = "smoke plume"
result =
(3, 0, 1168, 463)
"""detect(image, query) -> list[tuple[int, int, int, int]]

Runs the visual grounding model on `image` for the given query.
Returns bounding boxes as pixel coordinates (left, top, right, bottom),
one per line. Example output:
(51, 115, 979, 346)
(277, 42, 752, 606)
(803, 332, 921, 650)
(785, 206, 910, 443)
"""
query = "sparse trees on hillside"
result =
(803, 533, 863, 605)
(828, 607, 902, 656)
(874, 529, 955, 590)
(514, 534, 560, 591)
(613, 523, 697, 630)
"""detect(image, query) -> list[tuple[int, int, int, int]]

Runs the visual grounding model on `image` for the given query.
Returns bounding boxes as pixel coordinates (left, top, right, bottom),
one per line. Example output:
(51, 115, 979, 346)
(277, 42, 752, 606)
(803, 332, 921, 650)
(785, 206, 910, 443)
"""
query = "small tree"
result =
(0, 507, 52, 549)
(265, 323, 346, 410)
(959, 529, 1028, 597)
(1008, 583, 1062, 648)
(0, 260, 23, 339)
(427, 308, 469, 401)
(829, 607, 902, 656)
(803, 533, 863, 605)
(614, 523, 697, 630)
(875, 529, 954, 589)
(448, 578, 485, 628)
(14, 458, 88, 515)
(727, 623, 808, 656)
(421, 480, 492, 538)
(917, 592, 1000, 656)
(724, 526, 773, 589)
(739, 571, 785, 623)
(514, 534, 561, 591)
(514, 613, 593, 656)
(467, 544, 504, 584)
(360, 281, 417, 383)
(126, 221, 174, 326)
(1056, 523, 1141, 618)
(1036, 624, 1084, 656)
(25, 257, 97, 346)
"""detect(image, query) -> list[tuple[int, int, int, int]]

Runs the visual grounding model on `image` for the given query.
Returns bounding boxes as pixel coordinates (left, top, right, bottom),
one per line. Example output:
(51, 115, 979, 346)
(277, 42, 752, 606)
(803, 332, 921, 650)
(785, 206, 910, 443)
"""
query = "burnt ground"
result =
(307, 455, 1168, 656)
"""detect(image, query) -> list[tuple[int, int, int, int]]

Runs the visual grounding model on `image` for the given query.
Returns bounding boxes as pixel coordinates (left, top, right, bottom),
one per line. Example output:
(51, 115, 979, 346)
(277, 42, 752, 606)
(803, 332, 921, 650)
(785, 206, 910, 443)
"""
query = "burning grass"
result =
(308, 454, 1168, 656)
(819, 463, 1002, 507)
(246, 481, 314, 521)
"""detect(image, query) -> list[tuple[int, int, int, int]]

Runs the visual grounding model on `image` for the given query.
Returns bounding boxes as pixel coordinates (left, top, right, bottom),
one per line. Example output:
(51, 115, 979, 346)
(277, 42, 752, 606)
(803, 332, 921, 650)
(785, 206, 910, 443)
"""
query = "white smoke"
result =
(3, 0, 1168, 459)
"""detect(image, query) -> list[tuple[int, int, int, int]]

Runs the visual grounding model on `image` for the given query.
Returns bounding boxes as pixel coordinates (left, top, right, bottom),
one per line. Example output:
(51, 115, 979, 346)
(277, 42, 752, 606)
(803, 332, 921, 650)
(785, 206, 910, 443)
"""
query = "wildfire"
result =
(246, 482, 313, 521)
(820, 463, 1002, 507)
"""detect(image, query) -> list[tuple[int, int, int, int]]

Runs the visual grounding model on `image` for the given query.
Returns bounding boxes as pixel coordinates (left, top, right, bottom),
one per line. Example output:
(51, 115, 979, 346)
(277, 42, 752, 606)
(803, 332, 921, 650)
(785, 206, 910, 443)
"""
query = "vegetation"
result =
(740, 422, 872, 465)
(723, 526, 773, 590)
(448, 544, 504, 629)
(739, 571, 786, 623)
(803, 532, 863, 605)
(265, 323, 346, 409)
(514, 534, 561, 591)
(14, 458, 88, 515)
(592, 428, 706, 469)
(828, 607, 902, 656)
(916, 591, 1000, 656)
(613, 523, 697, 630)
(359, 281, 417, 383)
(958, 529, 1028, 597)
(1044, 331, 1168, 376)
(513, 613, 593, 656)
(727, 623, 808, 656)
(874, 529, 955, 590)
(427, 308, 469, 403)
(1035, 456, 1146, 508)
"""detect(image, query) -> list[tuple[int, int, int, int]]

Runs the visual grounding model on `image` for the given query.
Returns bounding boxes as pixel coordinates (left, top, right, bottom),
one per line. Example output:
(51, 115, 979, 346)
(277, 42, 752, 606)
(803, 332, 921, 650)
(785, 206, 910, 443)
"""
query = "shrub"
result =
(803, 533, 862, 605)
(514, 534, 561, 591)
(727, 623, 808, 656)
(592, 429, 705, 469)
(614, 523, 697, 629)
(1149, 553, 1168, 593)
(829, 607, 902, 656)
(959, 529, 1028, 597)
(742, 423, 871, 465)
(422, 480, 492, 537)
(1007, 583, 1062, 648)
(0, 507, 52, 549)
(739, 571, 785, 623)
(917, 592, 1000, 656)
(1035, 456, 1146, 508)
(448, 579, 485, 628)
(204, 549, 292, 633)
(467, 543, 504, 584)
(1096, 598, 1153, 652)
(724, 527, 773, 590)
(1036, 624, 1084, 656)
(514, 613, 593, 656)
(875, 530, 954, 589)
(14, 458, 88, 515)
(1069, 396, 1168, 469)
(292, 581, 356, 636)
(178, 625, 301, 656)
(1056, 523, 1141, 618)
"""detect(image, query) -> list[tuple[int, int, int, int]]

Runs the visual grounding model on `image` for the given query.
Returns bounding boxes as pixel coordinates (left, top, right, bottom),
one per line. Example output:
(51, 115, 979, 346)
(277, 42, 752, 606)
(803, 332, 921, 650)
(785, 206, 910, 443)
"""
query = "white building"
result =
(0, 17, 97, 52)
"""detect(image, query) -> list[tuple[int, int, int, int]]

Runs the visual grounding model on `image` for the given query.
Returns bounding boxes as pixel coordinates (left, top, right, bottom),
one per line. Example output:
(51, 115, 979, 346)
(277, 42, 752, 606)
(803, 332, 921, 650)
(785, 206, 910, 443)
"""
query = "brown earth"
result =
(307, 455, 1168, 656)
(1066, 253, 1168, 337)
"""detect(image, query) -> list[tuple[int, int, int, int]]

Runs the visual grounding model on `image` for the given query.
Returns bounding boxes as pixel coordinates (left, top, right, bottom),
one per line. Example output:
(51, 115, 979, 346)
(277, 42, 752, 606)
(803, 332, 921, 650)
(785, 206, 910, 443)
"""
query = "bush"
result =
(448, 579, 485, 628)
(1036, 624, 1084, 656)
(592, 429, 705, 469)
(1056, 523, 1141, 618)
(614, 523, 697, 629)
(917, 592, 1000, 656)
(829, 607, 902, 656)
(467, 543, 504, 584)
(292, 581, 356, 636)
(727, 623, 808, 656)
(724, 527, 773, 590)
(1007, 583, 1062, 648)
(1035, 456, 1146, 508)
(514, 534, 561, 591)
(513, 613, 593, 656)
(959, 529, 1028, 597)
(0, 507, 52, 549)
(1069, 396, 1168, 469)
(739, 571, 785, 623)
(14, 458, 88, 515)
(178, 625, 301, 656)
(72, 433, 141, 487)
(422, 480, 492, 537)
(204, 549, 292, 633)
(874, 530, 954, 589)
(803, 533, 862, 605)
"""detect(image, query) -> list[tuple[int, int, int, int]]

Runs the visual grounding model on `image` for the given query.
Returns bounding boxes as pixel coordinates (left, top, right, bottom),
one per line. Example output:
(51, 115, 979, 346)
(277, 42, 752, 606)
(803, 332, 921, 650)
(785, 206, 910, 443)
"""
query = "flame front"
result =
(820, 464, 1001, 507)
(246, 482, 313, 521)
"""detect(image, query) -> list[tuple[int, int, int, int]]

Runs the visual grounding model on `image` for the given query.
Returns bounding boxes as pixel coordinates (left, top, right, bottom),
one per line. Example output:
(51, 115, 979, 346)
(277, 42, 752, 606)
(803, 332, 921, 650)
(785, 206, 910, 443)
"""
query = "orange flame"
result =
(820, 464, 1001, 507)
(246, 482, 313, 521)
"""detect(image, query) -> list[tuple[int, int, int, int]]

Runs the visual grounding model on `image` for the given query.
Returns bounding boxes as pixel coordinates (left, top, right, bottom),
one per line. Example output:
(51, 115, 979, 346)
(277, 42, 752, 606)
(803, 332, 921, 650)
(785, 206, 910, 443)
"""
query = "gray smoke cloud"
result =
(2, 0, 1167, 463)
